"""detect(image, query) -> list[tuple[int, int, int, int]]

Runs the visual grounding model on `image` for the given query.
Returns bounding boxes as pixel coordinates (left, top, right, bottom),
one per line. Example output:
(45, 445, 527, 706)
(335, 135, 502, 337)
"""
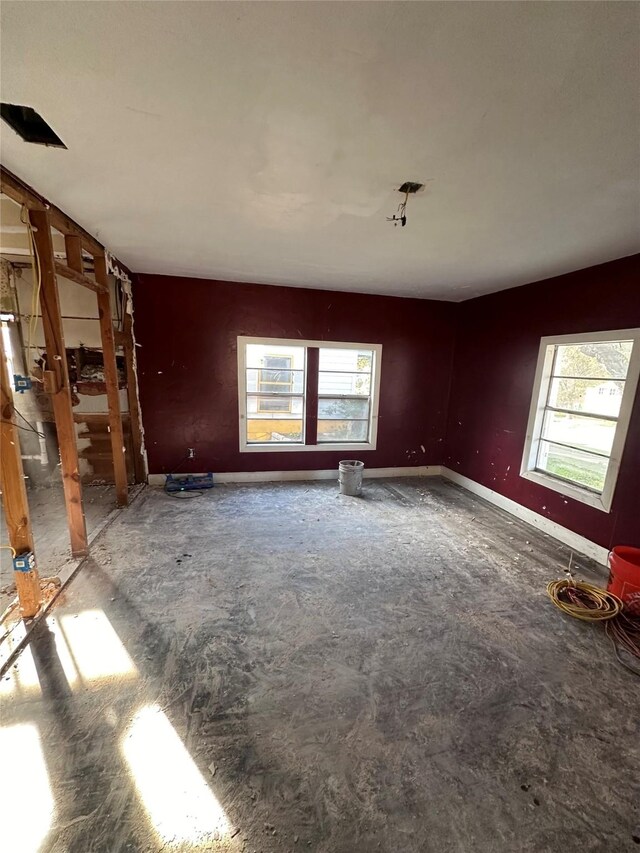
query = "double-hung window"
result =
(238, 337, 382, 452)
(520, 329, 640, 511)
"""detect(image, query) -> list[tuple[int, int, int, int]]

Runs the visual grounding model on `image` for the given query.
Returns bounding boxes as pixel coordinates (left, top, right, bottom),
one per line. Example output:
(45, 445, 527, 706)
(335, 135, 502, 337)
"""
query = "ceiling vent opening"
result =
(0, 103, 67, 148)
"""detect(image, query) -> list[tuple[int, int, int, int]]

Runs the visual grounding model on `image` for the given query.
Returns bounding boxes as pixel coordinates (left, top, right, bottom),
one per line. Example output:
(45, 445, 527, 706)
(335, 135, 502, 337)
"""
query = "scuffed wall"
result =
(134, 274, 458, 474)
(445, 255, 640, 549)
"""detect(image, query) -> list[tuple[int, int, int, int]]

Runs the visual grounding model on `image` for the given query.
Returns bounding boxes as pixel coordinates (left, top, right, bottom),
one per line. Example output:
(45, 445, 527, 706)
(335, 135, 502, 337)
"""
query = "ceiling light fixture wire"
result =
(387, 190, 409, 227)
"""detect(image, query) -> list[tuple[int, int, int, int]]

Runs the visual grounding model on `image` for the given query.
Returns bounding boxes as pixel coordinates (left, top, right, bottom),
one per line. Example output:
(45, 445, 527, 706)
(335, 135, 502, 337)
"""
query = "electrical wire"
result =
(1, 418, 46, 436)
(606, 612, 640, 676)
(163, 451, 202, 499)
(20, 205, 45, 381)
(547, 567, 639, 678)
(387, 190, 409, 227)
(14, 408, 46, 437)
(1, 404, 46, 437)
(167, 489, 204, 499)
(1, 545, 17, 558)
(546, 578, 623, 621)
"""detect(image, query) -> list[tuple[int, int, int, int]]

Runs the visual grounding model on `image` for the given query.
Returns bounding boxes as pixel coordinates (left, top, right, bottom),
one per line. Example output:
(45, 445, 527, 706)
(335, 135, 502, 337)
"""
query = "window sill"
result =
(519, 468, 611, 512)
(240, 441, 377, 454)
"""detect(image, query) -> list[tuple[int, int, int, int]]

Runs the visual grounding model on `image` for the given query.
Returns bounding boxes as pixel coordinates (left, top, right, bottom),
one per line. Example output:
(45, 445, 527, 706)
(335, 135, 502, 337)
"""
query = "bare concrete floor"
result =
(1, 478, 638, 853)
(0, 483, 118, 606)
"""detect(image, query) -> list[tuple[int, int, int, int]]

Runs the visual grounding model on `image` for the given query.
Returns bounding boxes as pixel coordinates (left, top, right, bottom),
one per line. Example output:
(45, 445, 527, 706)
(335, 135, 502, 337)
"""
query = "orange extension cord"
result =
(546, 577, 640, 676)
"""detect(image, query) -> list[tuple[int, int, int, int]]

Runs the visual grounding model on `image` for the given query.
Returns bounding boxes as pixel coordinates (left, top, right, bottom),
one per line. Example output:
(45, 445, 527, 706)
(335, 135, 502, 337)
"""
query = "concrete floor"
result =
(1, 478, 638, 853)
(0, 484, 119, 606)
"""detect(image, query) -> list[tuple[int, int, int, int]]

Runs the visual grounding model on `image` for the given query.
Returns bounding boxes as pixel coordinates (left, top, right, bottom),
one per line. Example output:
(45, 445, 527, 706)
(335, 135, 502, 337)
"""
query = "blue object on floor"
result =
(165, 473, 214, 493)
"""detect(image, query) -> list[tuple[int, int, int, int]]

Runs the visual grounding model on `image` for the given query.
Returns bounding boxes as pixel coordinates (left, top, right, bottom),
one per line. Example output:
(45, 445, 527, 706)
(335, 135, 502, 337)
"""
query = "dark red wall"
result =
(134, 258, 639, 548)
(445, 255, 640, 549)
(134, 275, 457, 475)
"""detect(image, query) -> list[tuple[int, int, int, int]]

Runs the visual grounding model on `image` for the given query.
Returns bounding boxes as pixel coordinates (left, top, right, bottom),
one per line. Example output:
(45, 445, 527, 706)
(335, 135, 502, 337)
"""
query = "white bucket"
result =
(338, 460, 364, 496)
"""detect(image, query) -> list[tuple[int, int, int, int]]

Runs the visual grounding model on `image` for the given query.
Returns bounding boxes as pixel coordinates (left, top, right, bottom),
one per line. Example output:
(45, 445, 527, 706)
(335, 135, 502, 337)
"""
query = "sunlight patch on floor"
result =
(122, 704, 231, 848)
(56, 609, 137, 683)
(0, 609, 137, 697)
(0, 723, 54, 853)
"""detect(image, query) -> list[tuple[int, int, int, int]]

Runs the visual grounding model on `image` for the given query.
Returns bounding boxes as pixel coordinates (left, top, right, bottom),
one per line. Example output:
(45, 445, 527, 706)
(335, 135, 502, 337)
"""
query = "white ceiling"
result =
(1, 1, 638, 301)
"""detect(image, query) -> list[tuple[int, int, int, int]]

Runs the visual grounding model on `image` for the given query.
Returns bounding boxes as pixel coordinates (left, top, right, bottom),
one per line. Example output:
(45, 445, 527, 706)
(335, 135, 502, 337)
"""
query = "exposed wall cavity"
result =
(121, 278, 148, 481)
(2, 261, 141, 488)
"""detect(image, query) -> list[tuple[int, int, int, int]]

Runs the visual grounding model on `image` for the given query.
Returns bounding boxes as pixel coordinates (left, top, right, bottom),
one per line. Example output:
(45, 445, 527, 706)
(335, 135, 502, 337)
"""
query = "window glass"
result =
(537, 441, 609, 493)
(317, 348, 374, 443)
(241, 341, 379, 449)
(245, 345, 305, 444)
(533, 338, 633, 494)
(553, 341, 632, 380)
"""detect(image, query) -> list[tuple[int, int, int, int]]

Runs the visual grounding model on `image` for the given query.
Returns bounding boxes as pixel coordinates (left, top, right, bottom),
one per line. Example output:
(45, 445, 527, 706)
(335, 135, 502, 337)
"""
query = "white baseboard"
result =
(440, 468, 608, 565)
(148, 464, 443, 487)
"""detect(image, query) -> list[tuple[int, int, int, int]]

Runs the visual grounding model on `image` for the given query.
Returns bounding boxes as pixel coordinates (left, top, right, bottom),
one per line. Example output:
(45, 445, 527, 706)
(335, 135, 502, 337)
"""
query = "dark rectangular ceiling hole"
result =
(398, 181, 424, 194)
(0, 103, 67, 148)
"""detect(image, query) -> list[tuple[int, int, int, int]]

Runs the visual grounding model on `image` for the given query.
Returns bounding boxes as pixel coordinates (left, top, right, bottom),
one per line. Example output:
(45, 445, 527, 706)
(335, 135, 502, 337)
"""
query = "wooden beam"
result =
(29, 208, 88, 557)
(63, 233, 83, 272)
(54, 260, 107, 294)
(93, 252, 128, 506)
(122, 294, 146, 483)
(0, 330, 41, 618)
(1, 166, 104, 256)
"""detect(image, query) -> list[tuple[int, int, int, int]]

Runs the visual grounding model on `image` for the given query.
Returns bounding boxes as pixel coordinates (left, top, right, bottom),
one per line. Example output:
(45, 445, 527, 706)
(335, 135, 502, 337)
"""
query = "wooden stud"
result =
(1, 166, 104, 256)
(54, 261, 107, 294)
(93, 252, 128, 506)
(29, 209, 89, 557)
(122, 293, 146, 483)
(64, 234, 84, 272)
(0, 330, 41, 618)
(60, 235, 108, 293)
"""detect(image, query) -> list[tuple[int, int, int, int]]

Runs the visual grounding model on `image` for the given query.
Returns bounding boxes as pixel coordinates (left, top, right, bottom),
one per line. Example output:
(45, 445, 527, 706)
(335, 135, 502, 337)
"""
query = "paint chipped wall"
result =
(445, 255, 640, 549)
(134, 275, 458, 474)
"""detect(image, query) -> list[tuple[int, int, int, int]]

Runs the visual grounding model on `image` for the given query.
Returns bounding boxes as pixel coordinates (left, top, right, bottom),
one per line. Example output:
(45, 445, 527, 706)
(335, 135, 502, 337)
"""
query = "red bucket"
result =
(608, 546, 640, 615)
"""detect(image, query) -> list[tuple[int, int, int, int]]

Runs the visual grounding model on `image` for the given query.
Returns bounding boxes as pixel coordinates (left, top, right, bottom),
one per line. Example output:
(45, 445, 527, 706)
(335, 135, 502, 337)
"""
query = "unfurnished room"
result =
(0, 2, 639, 852)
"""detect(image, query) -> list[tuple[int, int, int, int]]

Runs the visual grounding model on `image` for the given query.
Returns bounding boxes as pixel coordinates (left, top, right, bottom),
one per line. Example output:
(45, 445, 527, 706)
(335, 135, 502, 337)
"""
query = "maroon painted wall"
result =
(134, 275, 457, 475)
(445, 255, 640, 549)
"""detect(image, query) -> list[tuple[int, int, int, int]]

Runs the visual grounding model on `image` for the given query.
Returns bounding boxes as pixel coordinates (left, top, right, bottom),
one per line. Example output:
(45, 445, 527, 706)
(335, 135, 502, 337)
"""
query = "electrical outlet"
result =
(187, 448, 195, 459)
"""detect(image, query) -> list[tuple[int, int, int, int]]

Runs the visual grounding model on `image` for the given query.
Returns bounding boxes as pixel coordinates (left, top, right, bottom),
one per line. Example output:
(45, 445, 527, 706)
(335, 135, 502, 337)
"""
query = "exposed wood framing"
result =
(1, 166, 104, 256)
(0, 329, 41, 617)
(63, 233, 84, 272)
(2, 166, 137, 507)
(29, 209, 89, 556)
(93, 252, 128, 506)
(122, 295, 146, 483)
(55, 260, 107, 294)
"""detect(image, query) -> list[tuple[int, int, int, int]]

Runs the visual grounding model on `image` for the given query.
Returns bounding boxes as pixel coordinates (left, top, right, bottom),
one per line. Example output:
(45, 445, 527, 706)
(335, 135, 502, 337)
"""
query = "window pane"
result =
(261, 369, 293, 384)
(247, 396, 303, 417)
(319, 348, 373, 372)
(247, 419, 303, 443)
(317, 419, 369, 442)
(548, 378, 624, 417)
(246, 368, 305, 394)
(318, 398, 370, 419)
(541, 410, 616, 455)
(553, 341, 632, 380)
(536, 441, 609, 493)
(245, 344, 305, 370)
(318, 372, 371, 396)
(256, 398, 293, 413)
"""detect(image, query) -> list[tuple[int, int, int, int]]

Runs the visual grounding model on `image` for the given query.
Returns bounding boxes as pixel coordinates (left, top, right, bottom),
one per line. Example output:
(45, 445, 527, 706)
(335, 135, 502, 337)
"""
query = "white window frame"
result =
(237, 336, 382, 453)
(520, 328, 640, 512)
